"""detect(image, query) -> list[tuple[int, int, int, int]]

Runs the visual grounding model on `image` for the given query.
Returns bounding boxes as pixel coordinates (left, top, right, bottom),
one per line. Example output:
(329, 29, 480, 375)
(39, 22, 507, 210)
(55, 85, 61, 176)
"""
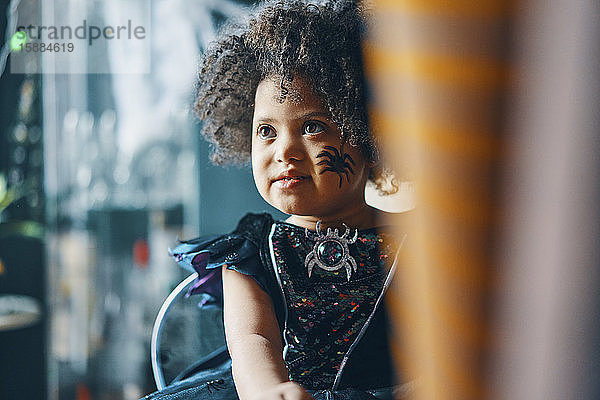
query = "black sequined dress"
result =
(143, 213, 406, 400)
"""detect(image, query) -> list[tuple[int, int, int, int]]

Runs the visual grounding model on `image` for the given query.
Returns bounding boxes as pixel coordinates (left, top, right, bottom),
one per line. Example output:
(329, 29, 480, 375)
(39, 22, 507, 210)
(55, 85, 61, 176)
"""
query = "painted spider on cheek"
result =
(316, 144, 356, 188)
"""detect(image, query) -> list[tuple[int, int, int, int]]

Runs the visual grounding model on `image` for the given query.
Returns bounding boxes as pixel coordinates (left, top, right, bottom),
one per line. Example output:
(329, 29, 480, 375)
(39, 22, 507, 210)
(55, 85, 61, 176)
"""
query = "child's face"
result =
(251, 75, 370, 220)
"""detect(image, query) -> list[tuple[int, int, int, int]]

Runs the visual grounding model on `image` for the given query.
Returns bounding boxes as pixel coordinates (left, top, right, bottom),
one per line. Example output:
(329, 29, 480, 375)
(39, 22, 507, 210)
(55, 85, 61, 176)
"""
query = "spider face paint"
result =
(316, 144, 356, 188)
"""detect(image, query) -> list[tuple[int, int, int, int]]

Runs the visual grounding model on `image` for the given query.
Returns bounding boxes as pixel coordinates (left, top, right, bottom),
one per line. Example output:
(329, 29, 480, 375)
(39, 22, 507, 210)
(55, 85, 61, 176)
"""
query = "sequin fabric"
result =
(269, 222, 399, 390)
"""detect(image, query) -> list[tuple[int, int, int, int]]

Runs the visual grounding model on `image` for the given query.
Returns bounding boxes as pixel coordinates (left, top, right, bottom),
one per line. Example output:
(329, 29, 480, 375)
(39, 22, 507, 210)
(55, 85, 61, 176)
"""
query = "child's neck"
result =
(285, 203, 380, 231)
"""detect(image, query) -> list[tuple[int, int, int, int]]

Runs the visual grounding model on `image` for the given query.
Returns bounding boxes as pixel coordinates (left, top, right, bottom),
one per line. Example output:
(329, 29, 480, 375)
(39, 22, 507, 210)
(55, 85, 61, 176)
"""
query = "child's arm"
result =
(222, 266, 313, 400)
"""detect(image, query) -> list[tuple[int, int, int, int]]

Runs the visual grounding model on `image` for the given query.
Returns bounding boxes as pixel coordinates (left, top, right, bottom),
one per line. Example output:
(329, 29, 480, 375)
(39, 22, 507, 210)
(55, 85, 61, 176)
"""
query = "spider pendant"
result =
(316, 145, 356, 188)
(305, 221, 359, 281)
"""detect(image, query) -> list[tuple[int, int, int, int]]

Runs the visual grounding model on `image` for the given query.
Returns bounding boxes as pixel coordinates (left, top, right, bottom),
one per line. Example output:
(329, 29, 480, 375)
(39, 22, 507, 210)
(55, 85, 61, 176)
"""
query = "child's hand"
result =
(251, 382, 314, 400)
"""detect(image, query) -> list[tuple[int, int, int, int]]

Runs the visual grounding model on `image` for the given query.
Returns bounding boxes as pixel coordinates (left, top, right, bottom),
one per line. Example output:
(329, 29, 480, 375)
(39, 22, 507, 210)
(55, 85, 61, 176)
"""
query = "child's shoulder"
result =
(235, 212, 274, 228)
(234, 212, 275, 244)
(170, 213, 272, 273)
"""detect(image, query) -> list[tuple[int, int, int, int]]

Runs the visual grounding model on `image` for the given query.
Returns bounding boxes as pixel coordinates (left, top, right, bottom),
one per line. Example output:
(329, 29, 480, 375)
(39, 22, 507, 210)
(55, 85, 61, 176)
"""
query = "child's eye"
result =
(257, 125, 276, 139)
(303, 121, 325, 135)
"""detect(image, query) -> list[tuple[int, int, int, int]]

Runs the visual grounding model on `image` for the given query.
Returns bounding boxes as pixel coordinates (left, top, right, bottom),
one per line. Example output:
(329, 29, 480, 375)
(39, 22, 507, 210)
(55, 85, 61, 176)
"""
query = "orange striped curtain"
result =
(363, 1, 514, 399)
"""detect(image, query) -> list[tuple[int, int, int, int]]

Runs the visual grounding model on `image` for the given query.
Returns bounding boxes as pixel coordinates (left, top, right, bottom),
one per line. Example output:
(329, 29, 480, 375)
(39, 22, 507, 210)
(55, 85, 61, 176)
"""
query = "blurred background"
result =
(0, 0, 286, 399)
(1, 0, 599, 400)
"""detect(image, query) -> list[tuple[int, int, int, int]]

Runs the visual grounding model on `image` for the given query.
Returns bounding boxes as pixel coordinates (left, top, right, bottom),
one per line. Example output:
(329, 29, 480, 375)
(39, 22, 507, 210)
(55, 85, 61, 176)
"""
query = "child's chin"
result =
(272, 202, 315, 217)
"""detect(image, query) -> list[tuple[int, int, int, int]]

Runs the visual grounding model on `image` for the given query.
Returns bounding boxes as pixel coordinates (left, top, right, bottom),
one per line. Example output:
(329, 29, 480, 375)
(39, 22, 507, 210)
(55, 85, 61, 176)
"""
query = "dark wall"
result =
(0, 236, 46, 400)
(0, 1, 47, 398)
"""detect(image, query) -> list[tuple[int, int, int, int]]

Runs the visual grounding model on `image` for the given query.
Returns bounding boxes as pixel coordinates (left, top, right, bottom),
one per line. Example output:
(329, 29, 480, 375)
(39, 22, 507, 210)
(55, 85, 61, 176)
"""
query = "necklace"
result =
(305, 221, 358, 281)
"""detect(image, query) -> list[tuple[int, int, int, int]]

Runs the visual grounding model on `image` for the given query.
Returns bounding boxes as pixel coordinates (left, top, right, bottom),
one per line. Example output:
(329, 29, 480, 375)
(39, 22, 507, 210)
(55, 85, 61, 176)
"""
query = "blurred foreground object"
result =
(365, 0, 600, 399)
(364, 1, 513, 399)
(491, 0, 600, 399)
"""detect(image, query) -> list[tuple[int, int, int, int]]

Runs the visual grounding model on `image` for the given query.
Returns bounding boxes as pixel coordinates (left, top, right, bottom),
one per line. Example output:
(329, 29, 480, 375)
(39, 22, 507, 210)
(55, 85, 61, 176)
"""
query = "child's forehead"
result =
(257, 74, 327, 108)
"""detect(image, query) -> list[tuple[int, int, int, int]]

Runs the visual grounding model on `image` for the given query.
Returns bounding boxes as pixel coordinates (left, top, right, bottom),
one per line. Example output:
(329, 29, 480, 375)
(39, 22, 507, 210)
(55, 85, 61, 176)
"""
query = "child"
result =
(143, 1, 408, 399)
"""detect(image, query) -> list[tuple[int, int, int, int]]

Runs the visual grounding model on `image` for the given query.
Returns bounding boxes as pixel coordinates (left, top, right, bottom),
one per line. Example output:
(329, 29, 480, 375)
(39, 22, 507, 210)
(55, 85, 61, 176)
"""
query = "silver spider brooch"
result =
(305, 221, 359, 281)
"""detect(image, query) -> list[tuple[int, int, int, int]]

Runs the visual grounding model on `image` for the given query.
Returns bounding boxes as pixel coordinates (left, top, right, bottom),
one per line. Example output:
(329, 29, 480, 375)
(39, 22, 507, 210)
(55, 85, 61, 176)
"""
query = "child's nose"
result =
(275, 130, 304, 163)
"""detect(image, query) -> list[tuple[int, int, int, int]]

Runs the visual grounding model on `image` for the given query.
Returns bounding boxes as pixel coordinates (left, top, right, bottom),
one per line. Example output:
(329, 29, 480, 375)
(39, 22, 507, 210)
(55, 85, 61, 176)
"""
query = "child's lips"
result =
(272, 175, 310, 188)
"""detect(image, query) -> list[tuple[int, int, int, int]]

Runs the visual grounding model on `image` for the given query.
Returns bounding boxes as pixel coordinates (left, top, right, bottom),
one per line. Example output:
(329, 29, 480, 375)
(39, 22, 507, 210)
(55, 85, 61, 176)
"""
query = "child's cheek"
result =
(250, 151, 271, 200)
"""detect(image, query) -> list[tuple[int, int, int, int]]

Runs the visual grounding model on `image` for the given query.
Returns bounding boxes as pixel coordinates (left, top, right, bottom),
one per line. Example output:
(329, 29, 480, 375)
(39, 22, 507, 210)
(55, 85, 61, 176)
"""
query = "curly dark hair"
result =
(193, 0, 395, 193)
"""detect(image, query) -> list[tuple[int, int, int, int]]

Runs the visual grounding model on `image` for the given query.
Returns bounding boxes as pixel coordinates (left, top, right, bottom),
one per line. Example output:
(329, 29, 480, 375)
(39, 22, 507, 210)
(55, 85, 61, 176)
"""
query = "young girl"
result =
(144, 1, 408, 399)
